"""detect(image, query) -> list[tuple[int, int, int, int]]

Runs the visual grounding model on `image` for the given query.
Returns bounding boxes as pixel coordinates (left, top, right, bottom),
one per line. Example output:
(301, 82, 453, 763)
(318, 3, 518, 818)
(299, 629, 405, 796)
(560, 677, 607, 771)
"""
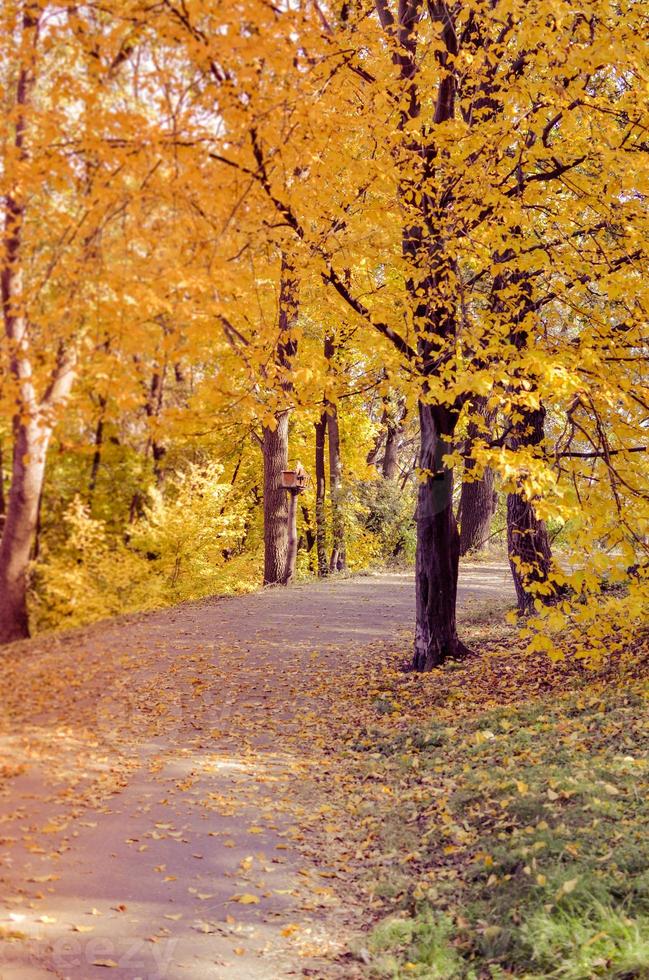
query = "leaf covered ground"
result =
(288, 604, 649, 979)
(1, 569, 647, 978)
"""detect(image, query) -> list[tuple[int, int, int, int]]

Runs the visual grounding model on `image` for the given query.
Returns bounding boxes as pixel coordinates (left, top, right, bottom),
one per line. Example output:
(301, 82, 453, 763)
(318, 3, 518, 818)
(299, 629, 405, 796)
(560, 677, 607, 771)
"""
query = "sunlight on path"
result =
(0, 563, 513, 979)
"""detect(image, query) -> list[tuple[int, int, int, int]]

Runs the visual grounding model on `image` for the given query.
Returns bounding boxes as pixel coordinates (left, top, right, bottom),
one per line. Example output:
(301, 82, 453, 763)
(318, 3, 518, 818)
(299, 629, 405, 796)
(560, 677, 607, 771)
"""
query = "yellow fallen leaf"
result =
(230, 894, 260, 905)
(92, 961, 118, 969)
(72, 925, 94, 933)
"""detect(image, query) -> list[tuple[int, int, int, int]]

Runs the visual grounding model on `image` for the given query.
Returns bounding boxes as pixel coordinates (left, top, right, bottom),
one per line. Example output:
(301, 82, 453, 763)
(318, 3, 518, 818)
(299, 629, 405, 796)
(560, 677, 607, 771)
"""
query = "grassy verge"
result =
(299, 603, 649, 979)
(364, 683, 649, 978)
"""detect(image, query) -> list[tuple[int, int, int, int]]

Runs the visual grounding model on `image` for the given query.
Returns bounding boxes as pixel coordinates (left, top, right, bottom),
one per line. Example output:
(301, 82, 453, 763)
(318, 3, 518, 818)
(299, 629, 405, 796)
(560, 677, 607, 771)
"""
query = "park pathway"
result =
(0, 564, 513, 980)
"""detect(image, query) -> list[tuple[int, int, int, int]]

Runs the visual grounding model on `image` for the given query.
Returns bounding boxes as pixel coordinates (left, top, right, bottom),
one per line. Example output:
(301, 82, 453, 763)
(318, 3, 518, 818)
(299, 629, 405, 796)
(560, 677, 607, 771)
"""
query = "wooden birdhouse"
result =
(281, 463, 307, 491)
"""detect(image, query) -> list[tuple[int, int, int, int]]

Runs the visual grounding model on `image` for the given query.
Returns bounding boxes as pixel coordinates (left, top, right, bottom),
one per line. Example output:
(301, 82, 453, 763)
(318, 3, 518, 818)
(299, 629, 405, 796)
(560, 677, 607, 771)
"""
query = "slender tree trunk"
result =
(0, 445, 5, 520)
(0, 6, 75, 643)
(383, 415, 401, 480)
(459, 398, 498, 556)
(262, 254, 299, 584)
(382, 397, 406, 480)
(314, 412, 328, 576)
(413, 402, 468, 670)
(300, 503, 315, 555)
(327, 403, 346, 572)
(323, 336, 346, 572)
(262, 412, 290, 585)
(88, 396, 106, 500)
(284, 490, 299, 585)
(145, 367, 167, 484)
(507, 404, 554, 614)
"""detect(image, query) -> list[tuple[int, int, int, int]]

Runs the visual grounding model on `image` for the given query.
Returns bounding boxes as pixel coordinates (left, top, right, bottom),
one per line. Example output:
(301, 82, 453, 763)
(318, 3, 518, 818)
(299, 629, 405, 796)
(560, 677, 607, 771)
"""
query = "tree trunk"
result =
(0, 444, 5, 520)
(300, 503, 315, 555)
(314, 412, 328, 576)
(262, 412, 289, 585)
(323, 336, 345, 572)
(413, 401, 469, 670)
(284, 490, 299, 584)
(0, 7, 76, 643)
(383, 416, 401, 480)
(382, 396, 406, 480)
(0, 421, 49, 643)
(88, 397, 106, 500)
(506, 404, 554, 614)
(262, 253, 298, 585)
(327, 402, 346, 572)
(459, 470, 496, 556)
(459, 398, 498, 556)
(145, 367, 167, 484)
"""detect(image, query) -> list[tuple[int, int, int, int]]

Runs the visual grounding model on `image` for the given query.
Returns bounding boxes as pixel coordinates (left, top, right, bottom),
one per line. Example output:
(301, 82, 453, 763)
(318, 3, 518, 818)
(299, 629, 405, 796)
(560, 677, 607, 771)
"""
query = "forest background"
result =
(0, 0, 647, 671)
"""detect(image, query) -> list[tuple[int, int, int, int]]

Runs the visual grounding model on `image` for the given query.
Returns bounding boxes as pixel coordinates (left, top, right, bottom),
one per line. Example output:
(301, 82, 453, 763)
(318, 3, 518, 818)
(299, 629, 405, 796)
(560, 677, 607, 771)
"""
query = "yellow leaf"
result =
(230, 894, 260, 905)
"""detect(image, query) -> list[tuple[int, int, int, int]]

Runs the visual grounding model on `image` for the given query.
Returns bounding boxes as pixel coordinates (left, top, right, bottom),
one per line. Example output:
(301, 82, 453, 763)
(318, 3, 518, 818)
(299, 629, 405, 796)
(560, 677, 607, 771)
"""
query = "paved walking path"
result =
(0, 564, 513, 979)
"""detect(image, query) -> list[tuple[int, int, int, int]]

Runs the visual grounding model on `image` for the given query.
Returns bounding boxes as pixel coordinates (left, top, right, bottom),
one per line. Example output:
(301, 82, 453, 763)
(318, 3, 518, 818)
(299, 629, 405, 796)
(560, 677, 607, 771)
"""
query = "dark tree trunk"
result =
(145, 368, 167, 485)
(413, 402, 469, 670)
(327, 403, 345, 572)
(323, 335, 346, 572)
(88, 396, 106, 500)
(300, 503, 315, 554)
(262, 412, 290, 585)
(314, 412, 328, 576)
(459, 399, 498, 556)
(506, 404, 554, 614)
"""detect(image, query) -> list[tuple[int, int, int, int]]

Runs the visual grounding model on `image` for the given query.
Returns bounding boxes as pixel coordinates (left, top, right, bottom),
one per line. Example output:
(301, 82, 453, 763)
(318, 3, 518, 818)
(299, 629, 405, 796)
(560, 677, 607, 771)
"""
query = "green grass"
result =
(361, 682, 649, 979)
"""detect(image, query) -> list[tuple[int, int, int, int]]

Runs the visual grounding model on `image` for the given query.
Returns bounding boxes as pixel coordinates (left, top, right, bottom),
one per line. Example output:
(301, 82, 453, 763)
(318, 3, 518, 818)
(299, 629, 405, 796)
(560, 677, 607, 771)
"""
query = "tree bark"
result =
(0, 445, 5, 520)
(506, 404, 554, 614)
(262, 412, 290, 585)
(284, 489, 299, 584)
(145, 367, 167, 485)
(262, 253, 298, 584)
(0, 6, 75, 643)
(459, 397, 498, 556)
(413, 401, 468, 670)
(327, 402, 345, 572)
(0, 420, 49, 641)
(459, 470, 496, 555)
(324, 336, 345, 572)
(88, 396, 106, 500)
(314, 412, 328, 576)
(382, 396, 406, 480)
